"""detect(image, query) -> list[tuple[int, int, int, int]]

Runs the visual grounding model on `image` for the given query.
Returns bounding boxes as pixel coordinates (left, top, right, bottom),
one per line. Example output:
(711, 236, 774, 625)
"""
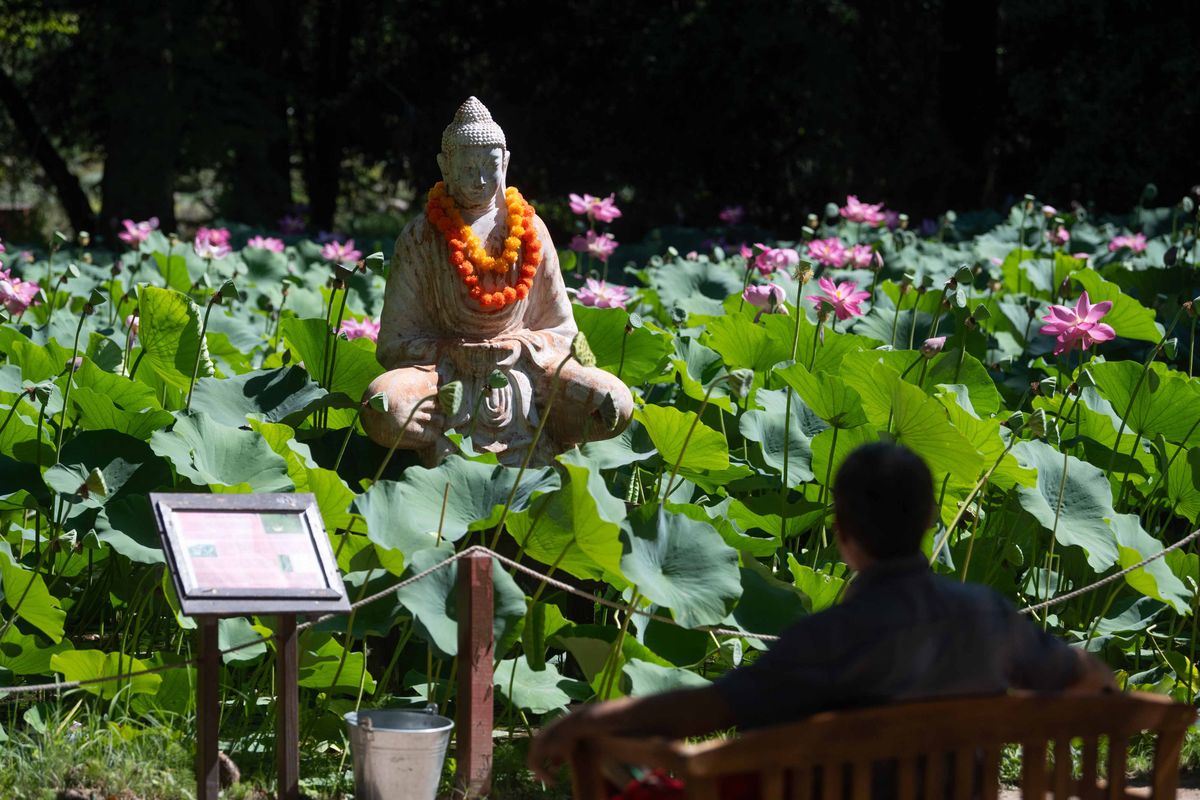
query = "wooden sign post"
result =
(151, 493, 350, 800)
(456, 551, 495, 798)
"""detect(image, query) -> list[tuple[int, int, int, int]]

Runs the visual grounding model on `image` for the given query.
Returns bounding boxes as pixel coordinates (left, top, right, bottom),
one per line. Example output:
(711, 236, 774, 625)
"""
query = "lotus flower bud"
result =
(920, 336, 946, 358)
(78, 231, 91, 247)
(1181, 196, 1195, 215)
(570, 331, 597, 368)
(366, 391, 389, 413)
(725, 368, 754, 400)
(83, 467, 108, 499)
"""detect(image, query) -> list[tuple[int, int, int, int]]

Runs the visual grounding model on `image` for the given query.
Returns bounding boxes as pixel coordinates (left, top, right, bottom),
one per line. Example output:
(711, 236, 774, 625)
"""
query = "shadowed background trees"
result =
(1, 0, 1197, 241)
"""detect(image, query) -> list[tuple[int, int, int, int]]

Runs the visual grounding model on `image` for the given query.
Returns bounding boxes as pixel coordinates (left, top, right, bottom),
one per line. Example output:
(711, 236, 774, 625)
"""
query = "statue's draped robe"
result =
(366, 211, 630, 462)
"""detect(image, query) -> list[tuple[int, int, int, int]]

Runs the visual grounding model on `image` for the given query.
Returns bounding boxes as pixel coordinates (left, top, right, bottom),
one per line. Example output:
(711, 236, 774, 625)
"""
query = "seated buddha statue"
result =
(361, 97, 634, 465)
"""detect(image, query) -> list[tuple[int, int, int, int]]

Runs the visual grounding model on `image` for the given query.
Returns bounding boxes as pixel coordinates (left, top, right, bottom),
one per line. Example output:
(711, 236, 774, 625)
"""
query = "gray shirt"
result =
(715, 555, 1081, 730)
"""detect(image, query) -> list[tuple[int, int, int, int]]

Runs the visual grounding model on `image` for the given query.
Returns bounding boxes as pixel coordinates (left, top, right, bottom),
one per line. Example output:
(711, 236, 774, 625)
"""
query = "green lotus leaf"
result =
(297, 632, 375, 695)
(394, 546, 526, 658)
(1071, 269, 1163, 344)
(357, 457, 558, 563)
(191, 366, 328, 427)
(669, 338, 735, 413)
(551, 623, 673, 696)
(0, 556, 66, 642)
(573, 304, 671, 385)
(137, 286, 214, 393)
(936, 390, 1035, 490)
(218, 617, 268, 664)
(281, 317, 383, 403)
(0, 626, 73, 676)
(1109, 514, 1192, 613)
(149, 410, 292, 492)
(576, 425, 656, 469)
(251, 420, 355, 533)
(702, 312, 793, 371)
(636, 403, 729, 472)
(788, 555, 847, 613)
(738, 387, 822, 487)
(725, 559, 807, 640)
(1012, 439, 1118, 571)
(622, 658, 712, 696)
(649, 259, 744, 317)
(620, 505, 742, 628)
(672, 499, 780, 557)
(1090, 361, 1200, 446)
(93, 495, 164, 565)
(49, 650, 161, 700)
(494, 656, 588, 714)
(777, 363, 868, 429)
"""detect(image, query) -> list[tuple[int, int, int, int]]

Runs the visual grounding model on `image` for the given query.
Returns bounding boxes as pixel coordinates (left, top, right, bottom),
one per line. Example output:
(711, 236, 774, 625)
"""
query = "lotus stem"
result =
(372, 392, 439, 484)
(333, 404, 364, 472)
(928, 435, 1018, 565)
(184, 298, 217, 412)
(54, 308, 87, 455)
(661, 378, 724, 502)
(598, 589, 640, 701)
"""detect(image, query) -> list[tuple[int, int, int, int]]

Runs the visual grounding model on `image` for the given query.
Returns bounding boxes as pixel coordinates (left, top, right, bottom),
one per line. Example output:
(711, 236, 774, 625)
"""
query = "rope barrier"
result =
(2, 526, 1197, 696)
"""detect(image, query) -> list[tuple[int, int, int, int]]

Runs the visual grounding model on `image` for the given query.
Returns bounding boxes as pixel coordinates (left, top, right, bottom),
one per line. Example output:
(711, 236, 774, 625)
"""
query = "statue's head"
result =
(437, 97, 511, 212)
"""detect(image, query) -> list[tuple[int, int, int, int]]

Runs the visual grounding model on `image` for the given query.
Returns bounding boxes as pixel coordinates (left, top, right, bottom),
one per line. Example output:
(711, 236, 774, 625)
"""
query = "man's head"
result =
(437, 97, 510, 212)
(832, 443, 935, 567)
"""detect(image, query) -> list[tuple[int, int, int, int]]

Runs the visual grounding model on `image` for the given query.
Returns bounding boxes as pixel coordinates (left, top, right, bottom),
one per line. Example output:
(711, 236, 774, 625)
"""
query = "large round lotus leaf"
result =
(49, 650, 161, 700)
(636, 404, 729, 473)
(137, 286, 214, 393)
(394, 546, 526, 658)
(149, 410, 292, 492)
(0, 626, 73, 676)
(356, 457, 559, 562)
(726, 560, 806, 639)
(620, 505, 742, 629)
(281, 317, 382, 403)
(251, 420, 355, 533)
(191, 366, 328, 428)
(93, 495, 164, 565)
(1090, 361, 1200, 446)
(739, 387, 823, 486)
(649, 259, 744, 316)
(218, 617, 267, 663)
(1109, 513, 1192, 613)
(297, 632, 375, 695)
(702, 313, 794, 372)
(494, 657, 588, 714)
(576, 425, 656, 470)
(777, 364, 868, 429)
(1071, 269, 1163, 344)
(1012, 439, 1119, 572)
(622, 658, 711, 696)
(0, 555, 66, 642)
(572, 305, 671, 385)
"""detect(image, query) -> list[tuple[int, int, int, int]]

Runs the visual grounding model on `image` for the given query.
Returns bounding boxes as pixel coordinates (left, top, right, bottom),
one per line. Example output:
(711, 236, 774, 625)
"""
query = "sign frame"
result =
(150, 492, 350, 615)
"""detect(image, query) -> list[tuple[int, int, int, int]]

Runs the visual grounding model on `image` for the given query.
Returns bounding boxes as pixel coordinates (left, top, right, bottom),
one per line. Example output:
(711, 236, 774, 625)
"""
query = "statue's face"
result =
(438, 146, 508, 211)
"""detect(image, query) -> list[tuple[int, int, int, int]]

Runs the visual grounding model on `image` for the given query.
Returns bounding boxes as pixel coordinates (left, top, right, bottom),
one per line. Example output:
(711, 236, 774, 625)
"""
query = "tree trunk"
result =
(0, 67, 95, 235)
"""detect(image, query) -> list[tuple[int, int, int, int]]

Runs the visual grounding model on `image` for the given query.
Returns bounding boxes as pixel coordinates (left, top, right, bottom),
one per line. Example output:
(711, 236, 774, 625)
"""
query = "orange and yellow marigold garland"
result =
(426, 181, 542, 311)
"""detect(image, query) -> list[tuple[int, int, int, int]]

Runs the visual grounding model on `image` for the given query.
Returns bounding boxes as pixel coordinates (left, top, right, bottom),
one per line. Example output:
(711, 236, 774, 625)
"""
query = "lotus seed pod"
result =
(438, 381, 464, 417)
(78, 231, 91, 247)
(84, 467, 108, 498)
(366, 392, 389, 413)
(570, 331, 597, 368)
(824, 202, 839, 219)
(1181, 196, 1194, 214)
(726, 368, 754, 400)
(597, 391, 620, 431)
(487, 369, 509, 390)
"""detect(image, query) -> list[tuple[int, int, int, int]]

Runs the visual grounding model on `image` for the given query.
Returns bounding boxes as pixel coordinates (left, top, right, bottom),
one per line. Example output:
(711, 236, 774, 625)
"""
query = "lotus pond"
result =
(0, 195, 1197, 794)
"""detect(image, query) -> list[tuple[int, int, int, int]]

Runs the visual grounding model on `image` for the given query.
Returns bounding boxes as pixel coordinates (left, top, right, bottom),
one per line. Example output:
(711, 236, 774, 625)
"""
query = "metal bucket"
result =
(345, 708, 454, 800)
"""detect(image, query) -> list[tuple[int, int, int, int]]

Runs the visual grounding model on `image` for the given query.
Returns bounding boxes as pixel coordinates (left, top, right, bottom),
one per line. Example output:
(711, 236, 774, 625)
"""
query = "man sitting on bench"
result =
(528, 442, 1116, 785)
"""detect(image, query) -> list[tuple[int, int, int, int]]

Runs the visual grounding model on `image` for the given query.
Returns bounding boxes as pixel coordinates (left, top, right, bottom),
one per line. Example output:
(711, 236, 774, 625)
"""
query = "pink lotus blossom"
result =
(0, 269, 40, 315)
(807, 237, 848, 268)
(66, 356, 83, 371)
(246, 235, 285, 253)
(753, 244, 800, 276)
(0, 237, 6, 254)
(278, 214, 305, 235)
(719, 205, 745, 225)
(568, 193, 622, 224)
(126, 314, 139, 341)
(193, 227, 231, 259)
(1041, 205, 1057, 217)
(738, 243, 754, 259)
(575, 278, 631, 309)
(1108, 233, 1147, 253)
(847, 243, 883, 270)
(806, 276, 870, 321)
(117, 217, 159, 247)
(839, 195, 886, 226)
(1045, 225, 1070, 247)
(569, 230, 619, 263)
(1039, 291, 1115, 356)
(339, 317, 380, 342)
(921, 336, 947, 358)
(743, 283, 788, 314)
(321, 239, 363, 263)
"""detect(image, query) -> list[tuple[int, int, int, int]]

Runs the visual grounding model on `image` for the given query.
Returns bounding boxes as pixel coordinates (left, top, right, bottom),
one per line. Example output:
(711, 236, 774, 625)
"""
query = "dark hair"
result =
(832, 443, 934, 560)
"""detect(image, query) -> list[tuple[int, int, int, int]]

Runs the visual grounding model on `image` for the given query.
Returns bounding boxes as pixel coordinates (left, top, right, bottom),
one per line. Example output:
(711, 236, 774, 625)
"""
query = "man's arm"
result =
(527, 686, 734, 785)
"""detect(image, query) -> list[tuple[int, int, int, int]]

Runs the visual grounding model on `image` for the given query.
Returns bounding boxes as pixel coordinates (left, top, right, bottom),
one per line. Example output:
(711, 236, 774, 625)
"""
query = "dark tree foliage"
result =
(0, 0, 1197, 239)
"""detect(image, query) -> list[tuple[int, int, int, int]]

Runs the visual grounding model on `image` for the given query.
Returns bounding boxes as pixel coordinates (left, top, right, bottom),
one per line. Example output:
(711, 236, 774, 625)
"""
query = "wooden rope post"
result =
(456, 551, 494, 798)
(276, 614, 300, 800)
(196, 617, 221, 800)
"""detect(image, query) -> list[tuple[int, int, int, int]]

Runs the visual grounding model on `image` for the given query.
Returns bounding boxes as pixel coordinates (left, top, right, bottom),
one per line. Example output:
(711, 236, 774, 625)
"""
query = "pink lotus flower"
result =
(1041, 205, 1057, 217)
(719, 205, 745, 225)
(126, 314, 139, 341)
(193, 227, 231, 259)
(0, 269, 40, 315)
(569, 230, 619, 263)
(753, 244, 800, 276)
(575, 278, 631, 309)
(839, 195, 886, 226)
(568, 193, 622, 224)
(321, 239, 363, 264)
(737, 243, 754, 259)
(1045, 225, 1070, 247)
(1039, 290, 1116, 356)
(921, 336, 947, 358)
(743, 283, 788, 314)
(806, 276, 870, 321)
(847, 243, 883, 270)
(1108, 233, 1147, 253)
(246, 235, 285, 253)
(807, 237, 848, 268)
(117, 217, 160, 247)
(0, 237, 6, 254)
(339, 317, 380, 342)
(278, 214, 305, 235)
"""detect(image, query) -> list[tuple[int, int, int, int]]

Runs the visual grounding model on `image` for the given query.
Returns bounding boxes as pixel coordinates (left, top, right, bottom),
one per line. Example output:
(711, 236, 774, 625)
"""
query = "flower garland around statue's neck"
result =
(426, 181, 542, 311)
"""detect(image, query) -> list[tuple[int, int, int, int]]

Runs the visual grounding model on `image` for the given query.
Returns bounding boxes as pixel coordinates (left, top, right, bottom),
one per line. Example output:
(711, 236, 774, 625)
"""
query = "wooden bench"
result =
(569, 692, 1196, 799)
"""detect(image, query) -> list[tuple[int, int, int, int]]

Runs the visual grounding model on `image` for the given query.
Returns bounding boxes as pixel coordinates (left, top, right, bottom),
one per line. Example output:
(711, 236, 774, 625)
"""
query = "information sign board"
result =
(151, 492, 349, 615)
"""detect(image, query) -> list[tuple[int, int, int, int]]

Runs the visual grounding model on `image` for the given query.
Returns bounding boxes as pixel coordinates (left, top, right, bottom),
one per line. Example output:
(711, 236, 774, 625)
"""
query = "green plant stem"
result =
(184, 300, 216, 411)
(323, 285, 351, 403)
(616, 328, 629, 380)
(812, 425, 840, 556)
(372, 392, 439, 484)
(0, 402, 20, 441)
(1041, 446, 1070, 627)
(661, 380, 720, 503)
(929, 436, 1018, 565)
(598, 590, 640, 701)
(488, 354, 572, 548)
(888, 291, 905, 348)
(333, 405, 363, 472)
(1017, 204, 1028, 294)
(54, 310, 87, 456)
